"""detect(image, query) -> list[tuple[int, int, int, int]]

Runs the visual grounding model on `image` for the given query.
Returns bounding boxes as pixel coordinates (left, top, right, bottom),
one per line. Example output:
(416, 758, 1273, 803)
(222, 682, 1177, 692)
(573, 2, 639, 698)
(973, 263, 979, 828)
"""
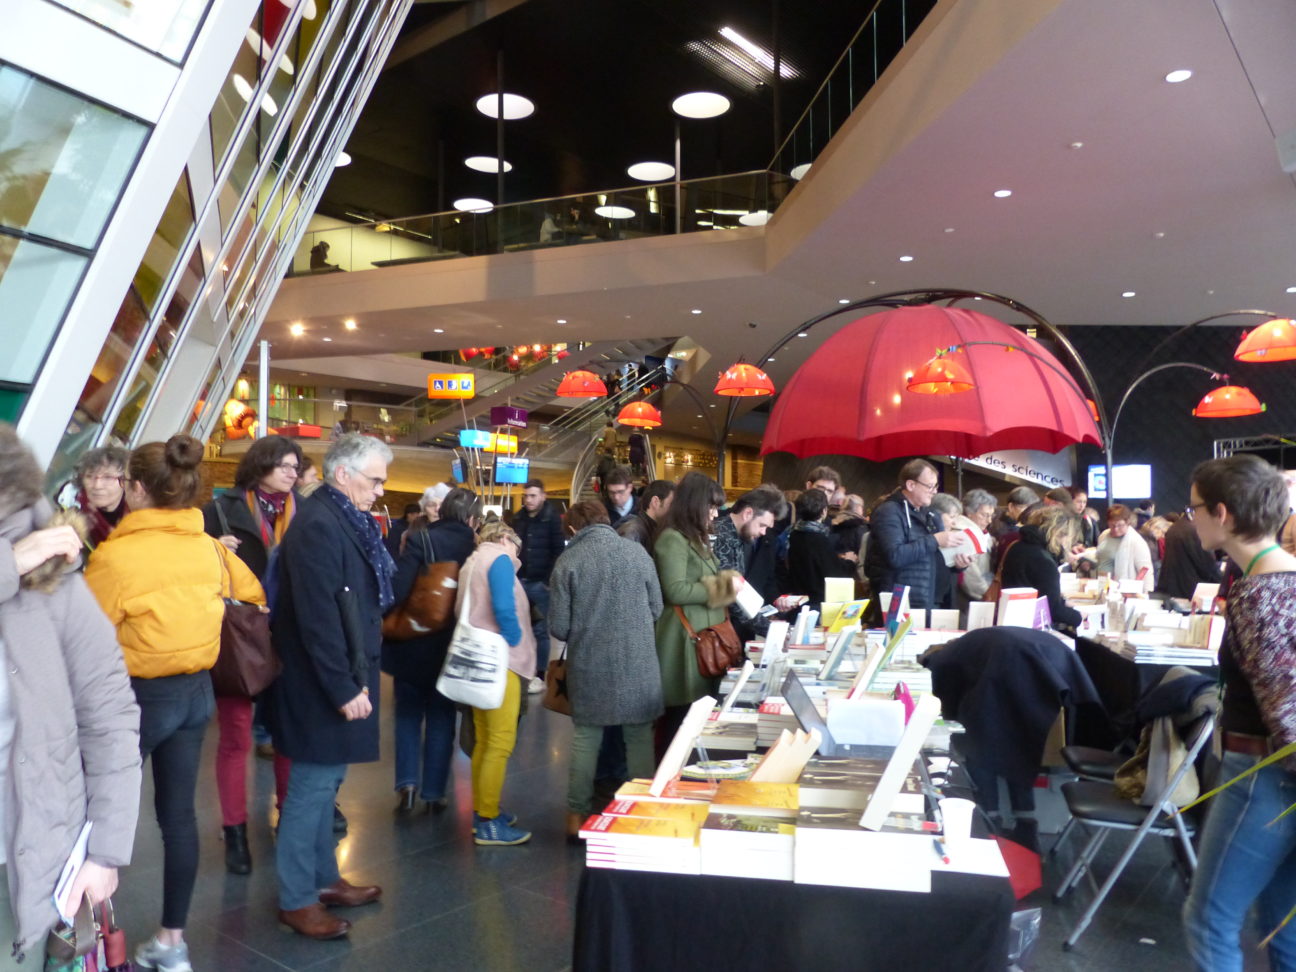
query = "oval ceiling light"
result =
(1285, 286, 1296, 293)
(790, 162, 812, 180)
(334, 151, 351, 167)
(1164, 69, 1193, 83)
(739, 210, 770, 226)
(232, 73, 253, 102)
(465, 155, 513, 173)
(475, 93, 534, 120)
(899, 254, 915, 262)
(993, 189, 1013, 198)
(838, 298, 850, 304)
(672, 91, 731, 119)
(594, 205, 634, 219)
(1121, 291, 1136, 298)
(453, 197, 494, 213)
(627, 161, 675, 181)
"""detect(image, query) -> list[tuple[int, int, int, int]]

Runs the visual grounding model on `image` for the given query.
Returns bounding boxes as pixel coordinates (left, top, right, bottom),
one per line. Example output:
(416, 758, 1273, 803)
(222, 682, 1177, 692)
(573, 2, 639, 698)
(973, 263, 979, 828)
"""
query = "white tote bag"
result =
(436, 559, 509, 709)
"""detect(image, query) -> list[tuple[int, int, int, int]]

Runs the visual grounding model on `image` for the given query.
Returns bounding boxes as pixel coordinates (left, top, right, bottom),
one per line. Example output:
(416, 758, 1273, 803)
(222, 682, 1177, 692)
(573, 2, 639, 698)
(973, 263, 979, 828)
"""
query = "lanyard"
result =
(1244, 544, 1281, 576)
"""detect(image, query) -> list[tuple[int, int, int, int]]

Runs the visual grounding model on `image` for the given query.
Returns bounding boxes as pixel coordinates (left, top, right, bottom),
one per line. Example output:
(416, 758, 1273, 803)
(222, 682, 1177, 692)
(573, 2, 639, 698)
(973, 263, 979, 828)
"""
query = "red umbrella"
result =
(761, 305, 1100, 460)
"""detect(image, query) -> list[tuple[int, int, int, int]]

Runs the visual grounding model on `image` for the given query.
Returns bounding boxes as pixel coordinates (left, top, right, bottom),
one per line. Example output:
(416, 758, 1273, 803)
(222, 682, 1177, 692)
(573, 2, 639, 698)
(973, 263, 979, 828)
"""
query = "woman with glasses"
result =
(1095, 503, 1154, 592)
(200, 435, 303, 874)
(59, 444, 132, 554)
(1182, 455, 1296, 971)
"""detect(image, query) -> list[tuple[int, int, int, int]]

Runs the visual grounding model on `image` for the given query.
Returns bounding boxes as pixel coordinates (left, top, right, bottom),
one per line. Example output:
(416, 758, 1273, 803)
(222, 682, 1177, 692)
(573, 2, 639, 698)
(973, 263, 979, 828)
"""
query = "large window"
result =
(0, 233, 88, 383)
(0, 66, 147, 249)
(45, 0, 212, 62)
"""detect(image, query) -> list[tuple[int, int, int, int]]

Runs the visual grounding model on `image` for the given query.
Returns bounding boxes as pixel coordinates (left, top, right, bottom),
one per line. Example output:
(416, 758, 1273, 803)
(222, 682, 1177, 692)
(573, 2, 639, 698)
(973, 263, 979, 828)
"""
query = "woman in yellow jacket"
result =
(86, 435, 263, 972)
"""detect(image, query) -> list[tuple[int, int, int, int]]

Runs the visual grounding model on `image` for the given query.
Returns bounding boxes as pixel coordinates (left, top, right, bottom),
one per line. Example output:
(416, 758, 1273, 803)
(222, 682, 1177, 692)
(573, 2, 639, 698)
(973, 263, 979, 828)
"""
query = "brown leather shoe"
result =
(319, 878, 382, 908)
(279, 903, 351, 939)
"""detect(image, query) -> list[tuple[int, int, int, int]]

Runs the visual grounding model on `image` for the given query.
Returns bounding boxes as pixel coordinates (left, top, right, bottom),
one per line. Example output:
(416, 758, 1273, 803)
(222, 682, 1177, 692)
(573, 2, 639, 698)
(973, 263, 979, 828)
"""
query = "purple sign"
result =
(490, 405, 529, 429)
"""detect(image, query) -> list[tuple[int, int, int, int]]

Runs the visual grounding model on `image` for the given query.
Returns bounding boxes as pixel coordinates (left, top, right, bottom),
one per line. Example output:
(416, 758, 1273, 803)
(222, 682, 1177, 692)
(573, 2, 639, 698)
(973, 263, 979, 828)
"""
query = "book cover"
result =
(711, 781, 800, 813)
(602, 800, 711, 826)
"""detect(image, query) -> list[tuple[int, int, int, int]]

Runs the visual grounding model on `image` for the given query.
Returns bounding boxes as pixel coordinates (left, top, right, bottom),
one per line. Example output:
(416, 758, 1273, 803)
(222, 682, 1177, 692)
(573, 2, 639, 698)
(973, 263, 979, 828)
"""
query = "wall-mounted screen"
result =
(1087, 464, 1152, 500)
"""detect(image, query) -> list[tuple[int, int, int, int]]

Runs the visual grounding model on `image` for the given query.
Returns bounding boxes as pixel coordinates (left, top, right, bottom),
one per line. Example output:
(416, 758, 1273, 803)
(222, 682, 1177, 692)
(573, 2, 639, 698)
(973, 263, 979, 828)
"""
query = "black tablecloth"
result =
(573, 866, 1014, 972)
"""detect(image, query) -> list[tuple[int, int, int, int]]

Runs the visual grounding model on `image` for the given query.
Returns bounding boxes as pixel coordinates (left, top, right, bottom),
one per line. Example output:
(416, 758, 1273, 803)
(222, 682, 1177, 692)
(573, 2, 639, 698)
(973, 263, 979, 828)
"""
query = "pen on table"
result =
(932, 837, 950, 864)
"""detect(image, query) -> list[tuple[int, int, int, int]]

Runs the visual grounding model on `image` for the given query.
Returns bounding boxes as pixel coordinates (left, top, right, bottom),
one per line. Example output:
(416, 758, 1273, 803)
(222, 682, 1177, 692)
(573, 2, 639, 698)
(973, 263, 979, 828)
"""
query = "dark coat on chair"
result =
(922, 626, 1105, 796)
(267, 490, 383, 765)
(380, 519, 476, 690)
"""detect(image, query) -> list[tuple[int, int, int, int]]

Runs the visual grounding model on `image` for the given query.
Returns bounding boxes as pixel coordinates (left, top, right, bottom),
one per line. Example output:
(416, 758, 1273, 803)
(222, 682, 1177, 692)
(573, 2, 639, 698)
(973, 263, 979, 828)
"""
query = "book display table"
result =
(573, 866, 1014, 972)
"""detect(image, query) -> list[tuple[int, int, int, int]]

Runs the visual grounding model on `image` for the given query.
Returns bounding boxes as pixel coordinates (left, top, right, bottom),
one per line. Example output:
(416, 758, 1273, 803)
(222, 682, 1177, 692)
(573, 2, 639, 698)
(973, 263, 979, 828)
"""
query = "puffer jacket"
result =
(0, 501, 141, 960)
(85, 507, 264, 678)
(513, 502, 565, 582)
(863, 492, 942, 608)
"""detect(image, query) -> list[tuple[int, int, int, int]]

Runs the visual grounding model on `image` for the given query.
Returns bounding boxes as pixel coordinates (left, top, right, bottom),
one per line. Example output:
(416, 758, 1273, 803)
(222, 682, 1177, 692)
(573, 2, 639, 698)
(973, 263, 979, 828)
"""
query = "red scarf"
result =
(246, 488, 296, 549)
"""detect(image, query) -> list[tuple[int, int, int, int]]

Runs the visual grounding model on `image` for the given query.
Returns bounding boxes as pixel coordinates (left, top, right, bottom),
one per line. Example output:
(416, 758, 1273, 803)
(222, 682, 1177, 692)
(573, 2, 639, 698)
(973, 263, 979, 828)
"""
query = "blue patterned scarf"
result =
(321, 483, 396, 611)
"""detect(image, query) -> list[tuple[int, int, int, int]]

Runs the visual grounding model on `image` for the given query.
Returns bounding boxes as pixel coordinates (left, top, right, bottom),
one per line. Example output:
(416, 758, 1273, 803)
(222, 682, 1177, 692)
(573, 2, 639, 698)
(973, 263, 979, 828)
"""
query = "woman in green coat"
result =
(653, 471, 740, 757)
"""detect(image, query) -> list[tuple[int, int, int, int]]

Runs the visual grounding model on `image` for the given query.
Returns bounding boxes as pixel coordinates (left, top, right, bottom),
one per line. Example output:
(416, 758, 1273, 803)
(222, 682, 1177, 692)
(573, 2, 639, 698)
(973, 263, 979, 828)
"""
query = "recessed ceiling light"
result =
(1069, 141, 1084, 150)
(766, 357, 775, 363)
(672, 91, 731, 119)
(943, 227, 955, 233)
(1121, 291, 1136, 298)
(475, 93, 534, 119)
(335, 151, 351, 167)
(465, 156, 513, 173)
(453, 198, 494, 213)
(739, 210, 770, 226)
(797, 332, 808, 338)
(1286, 286, 1296, 293)
(594, 205, 634, 219)
(790, 162, 812, 180)
(993, 189, 1012, 198)
(838, 298, 850, 304)
(289, 322, 304, 337)
(899, 255, 914, 262)
(556, 318, 567, 324)
(433, 328, 445, 333)
(691, 309, 702, 315)
(1164, 69, 1193, 83)
(344, 319, 357, 330)
(627, 161, 675, 181)
(322, 337, 332, 342)
(1153, 231, 1166, 239)
(709, 404, 716, 408)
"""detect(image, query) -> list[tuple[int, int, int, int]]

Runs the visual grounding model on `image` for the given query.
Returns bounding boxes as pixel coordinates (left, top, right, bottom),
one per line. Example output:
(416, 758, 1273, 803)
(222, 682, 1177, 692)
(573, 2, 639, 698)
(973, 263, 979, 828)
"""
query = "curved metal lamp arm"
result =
(1130, 309, 1280, 382)
(936, 340, 1094, 408)
(1108, 361, 1223, 453)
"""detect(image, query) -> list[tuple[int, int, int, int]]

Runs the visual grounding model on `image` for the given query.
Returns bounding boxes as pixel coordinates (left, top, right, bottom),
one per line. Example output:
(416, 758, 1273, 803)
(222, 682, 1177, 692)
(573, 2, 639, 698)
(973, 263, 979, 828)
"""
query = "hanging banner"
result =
(484, 433, 518, 454)
(489, 405, 529, 429)
(961, 448, 1071, 489)
(428, 374, 475, 399)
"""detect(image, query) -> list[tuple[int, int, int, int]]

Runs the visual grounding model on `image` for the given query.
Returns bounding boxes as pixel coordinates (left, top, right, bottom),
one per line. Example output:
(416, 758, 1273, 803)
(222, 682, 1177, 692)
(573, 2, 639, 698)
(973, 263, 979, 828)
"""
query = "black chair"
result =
(1052, 712, 1215, 949)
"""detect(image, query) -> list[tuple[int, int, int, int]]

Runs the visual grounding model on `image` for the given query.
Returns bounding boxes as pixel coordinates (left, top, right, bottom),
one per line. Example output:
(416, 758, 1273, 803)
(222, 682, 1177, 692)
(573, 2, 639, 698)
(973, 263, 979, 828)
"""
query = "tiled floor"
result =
(114, 683, 1270, 970)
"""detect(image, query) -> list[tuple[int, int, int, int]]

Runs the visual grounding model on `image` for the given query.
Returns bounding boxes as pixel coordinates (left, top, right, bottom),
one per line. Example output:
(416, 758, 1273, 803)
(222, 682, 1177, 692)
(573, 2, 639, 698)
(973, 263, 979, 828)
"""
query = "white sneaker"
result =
(135, 936, 193, 972)
(527, 676, 546, 694)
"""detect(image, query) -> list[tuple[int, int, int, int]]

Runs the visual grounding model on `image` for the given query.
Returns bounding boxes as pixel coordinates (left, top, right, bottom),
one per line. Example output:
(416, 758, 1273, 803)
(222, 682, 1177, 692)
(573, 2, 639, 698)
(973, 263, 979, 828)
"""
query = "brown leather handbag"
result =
(542, 644, 573, 715)
(210, 541, 280, 698)
(983, 539, 1019, 604)
(674, 605, 743, 679)
(383, 530, 460, 640)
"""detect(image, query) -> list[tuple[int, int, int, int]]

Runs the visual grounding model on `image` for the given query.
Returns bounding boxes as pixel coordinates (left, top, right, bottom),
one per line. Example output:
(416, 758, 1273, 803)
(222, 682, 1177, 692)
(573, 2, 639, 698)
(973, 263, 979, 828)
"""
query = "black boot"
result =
(224, 823, 251, 875)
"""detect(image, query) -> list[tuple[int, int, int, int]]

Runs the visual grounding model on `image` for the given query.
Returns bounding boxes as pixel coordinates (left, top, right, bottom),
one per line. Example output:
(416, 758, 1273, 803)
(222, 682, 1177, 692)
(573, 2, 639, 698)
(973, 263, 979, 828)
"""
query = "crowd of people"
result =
(4, 422, 1295, 970)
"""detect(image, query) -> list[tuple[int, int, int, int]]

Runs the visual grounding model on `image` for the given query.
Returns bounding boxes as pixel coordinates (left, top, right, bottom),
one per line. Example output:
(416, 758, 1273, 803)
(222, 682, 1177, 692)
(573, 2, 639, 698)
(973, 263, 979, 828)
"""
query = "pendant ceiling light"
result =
(905, 354, 976, 394)
(556, 370, 608, 398)
(1192, 385, 1265, 418)
(714, 362, 775, 397)
(1234, 317, 1296, 362)
(616, 401, 663, 428)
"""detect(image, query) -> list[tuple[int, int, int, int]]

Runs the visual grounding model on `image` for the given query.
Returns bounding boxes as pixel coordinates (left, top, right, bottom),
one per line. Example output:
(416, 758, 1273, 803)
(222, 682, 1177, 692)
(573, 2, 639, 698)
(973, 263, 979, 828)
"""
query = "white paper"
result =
(825, 697, 905, 747)
(860, 694, 942, 831)
(927, 609, 960, 630)
(717, 660, 755, 716)
(650, 696, 716, 796)
(53, 822, 93, 922)
(733, 577, 764, 619)
(1191, 583, 1220, 610)
(762, 621, 789, 660)
(966, 601, 995, 630)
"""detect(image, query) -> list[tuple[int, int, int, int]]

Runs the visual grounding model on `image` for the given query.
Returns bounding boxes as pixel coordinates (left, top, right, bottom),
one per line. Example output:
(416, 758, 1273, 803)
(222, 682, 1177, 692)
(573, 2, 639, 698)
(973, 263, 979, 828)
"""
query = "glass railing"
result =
(770, 0, 936, 179)
(288, 170, 790, 275)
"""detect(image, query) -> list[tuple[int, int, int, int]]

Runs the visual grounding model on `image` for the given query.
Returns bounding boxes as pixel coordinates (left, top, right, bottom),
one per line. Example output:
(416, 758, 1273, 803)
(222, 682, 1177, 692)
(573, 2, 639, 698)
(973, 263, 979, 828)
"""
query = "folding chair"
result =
(1047, 744, 1127, 859)
(1052, 712, 1215, 950)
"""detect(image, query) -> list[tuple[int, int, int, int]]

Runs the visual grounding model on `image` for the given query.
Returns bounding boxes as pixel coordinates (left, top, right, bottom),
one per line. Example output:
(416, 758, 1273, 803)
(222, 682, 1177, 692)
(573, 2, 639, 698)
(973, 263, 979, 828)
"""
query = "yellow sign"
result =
(427, 373, 475, 399)
(484, 433, 518, 454)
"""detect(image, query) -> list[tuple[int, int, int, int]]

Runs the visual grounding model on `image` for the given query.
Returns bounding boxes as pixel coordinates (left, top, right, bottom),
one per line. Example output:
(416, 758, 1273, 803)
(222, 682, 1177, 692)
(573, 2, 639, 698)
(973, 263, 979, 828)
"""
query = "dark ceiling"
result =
(320, 0, 924, 221)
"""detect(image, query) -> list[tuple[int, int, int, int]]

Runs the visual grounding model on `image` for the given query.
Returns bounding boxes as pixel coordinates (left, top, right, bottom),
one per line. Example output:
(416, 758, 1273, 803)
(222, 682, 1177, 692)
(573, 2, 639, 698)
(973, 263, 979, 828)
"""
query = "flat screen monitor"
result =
(1087, 463, 1152, 500)
(495, 456, 530, 484)
(450, 459, 465, 483)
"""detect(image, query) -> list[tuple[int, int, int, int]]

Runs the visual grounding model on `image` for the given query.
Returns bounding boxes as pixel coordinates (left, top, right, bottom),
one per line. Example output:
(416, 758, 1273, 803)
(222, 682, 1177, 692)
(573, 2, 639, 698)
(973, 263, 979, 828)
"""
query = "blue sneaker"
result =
(474, 809, 518, 826)
(474, 815, 531, 846)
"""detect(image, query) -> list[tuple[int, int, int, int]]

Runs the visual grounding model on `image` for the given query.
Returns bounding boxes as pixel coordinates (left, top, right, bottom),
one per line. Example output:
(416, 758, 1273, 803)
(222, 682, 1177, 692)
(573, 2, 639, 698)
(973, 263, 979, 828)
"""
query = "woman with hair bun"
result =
(86, 435, 264, 972)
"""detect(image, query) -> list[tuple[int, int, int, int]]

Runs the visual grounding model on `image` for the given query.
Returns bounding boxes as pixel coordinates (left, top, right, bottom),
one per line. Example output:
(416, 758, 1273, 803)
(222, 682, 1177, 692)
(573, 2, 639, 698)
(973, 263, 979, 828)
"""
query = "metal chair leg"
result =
(1048, 817, 1077, 858)
(1055, 827, 1108, 901)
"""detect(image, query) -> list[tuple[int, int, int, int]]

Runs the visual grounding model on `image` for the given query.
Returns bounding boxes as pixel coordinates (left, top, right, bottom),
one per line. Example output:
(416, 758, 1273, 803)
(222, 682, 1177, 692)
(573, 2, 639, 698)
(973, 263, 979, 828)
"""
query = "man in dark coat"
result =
(1154, 514, 1221, 599)
(513, 479, 565, 687)
(269, 434, 394, 940)
(862, 459, 969, 614)
(602, 465, 638, 528)
(616, 478, 674, 556)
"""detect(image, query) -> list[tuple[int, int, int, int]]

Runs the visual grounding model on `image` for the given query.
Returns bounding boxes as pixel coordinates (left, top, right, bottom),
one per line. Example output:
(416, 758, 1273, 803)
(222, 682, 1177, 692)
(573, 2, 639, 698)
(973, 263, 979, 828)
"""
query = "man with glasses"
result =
(863, 458, 970, 618)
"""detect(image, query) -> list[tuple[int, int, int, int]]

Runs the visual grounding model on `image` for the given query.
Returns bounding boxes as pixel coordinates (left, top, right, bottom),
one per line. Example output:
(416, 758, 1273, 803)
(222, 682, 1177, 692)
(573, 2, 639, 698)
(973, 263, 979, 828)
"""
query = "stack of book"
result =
(756, 697, 799, 747)
(580, 801, 709, 875)
(798, 757, 925, 811)
(699, 811, 796, 881)
(793, 806, 941, 893)
(699, 711, 759, 751)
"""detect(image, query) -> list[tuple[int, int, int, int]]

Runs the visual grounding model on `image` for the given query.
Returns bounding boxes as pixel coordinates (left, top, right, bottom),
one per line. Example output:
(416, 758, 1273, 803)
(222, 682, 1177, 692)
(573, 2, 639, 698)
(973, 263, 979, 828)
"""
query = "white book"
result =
(52, 822, 92, 922)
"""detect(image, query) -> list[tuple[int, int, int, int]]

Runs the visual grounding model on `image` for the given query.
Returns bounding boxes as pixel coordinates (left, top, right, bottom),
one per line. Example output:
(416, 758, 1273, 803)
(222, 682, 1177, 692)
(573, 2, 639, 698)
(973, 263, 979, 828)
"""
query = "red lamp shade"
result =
(1234, 318, 1296, 362)
(556, 370, 608, 397)
(1086, 399, 1101, 423)
(616, 401, 663, 428)
(715, 362, 775, 397)
(906, 354, 976, 394)
(555, 349, 570, 360)
(460, 347, 479, 361)
(1192, 385, 1265, 418)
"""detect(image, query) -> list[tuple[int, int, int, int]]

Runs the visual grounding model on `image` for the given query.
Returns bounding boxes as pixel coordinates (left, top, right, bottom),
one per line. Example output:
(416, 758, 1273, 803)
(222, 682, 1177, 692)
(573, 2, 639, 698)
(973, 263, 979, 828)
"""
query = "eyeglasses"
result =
(274, 462, 300, 475)
(1186, 502, 1209, 521)
(913, 479, 939, 492)
(85, 473, 123, 485)
(359, 473, 386, 489)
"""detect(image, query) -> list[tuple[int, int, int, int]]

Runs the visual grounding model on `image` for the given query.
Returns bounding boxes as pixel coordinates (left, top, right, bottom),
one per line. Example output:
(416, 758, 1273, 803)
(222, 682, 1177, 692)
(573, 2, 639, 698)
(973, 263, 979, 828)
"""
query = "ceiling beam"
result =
(384, 0, 531, 71)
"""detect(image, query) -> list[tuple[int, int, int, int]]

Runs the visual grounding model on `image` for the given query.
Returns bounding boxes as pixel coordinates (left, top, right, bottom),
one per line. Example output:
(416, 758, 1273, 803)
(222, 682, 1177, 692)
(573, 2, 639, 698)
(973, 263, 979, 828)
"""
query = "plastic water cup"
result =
(939, 797, 976, 853)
